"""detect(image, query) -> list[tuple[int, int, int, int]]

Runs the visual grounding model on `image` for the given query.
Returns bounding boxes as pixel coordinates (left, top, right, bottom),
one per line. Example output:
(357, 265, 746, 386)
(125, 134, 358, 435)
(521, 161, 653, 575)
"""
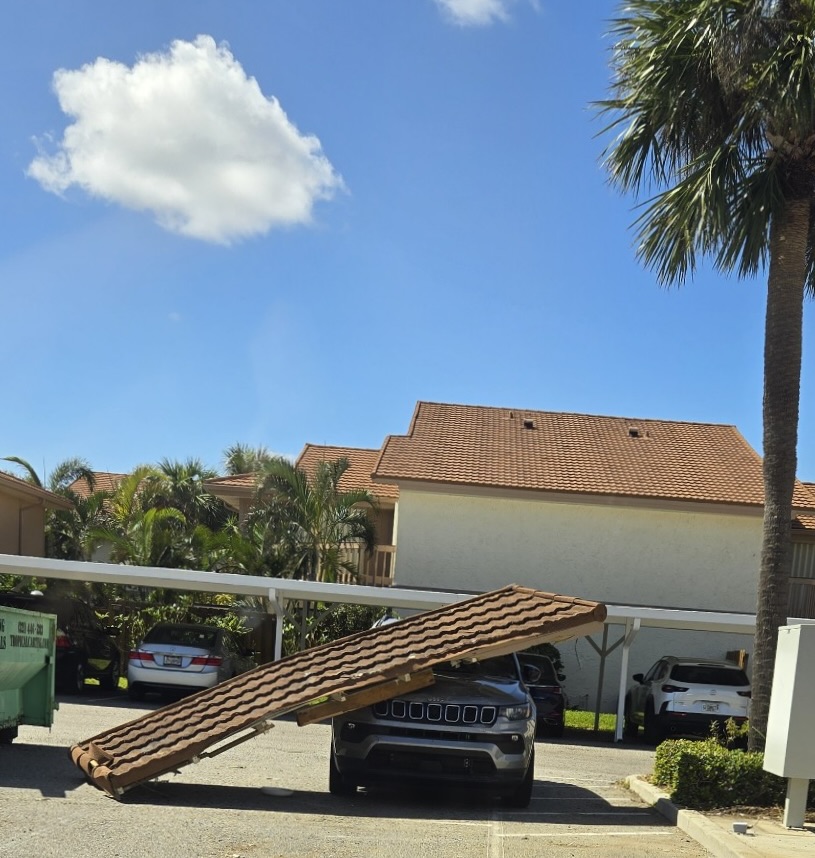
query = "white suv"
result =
(624, 656, 751, 743)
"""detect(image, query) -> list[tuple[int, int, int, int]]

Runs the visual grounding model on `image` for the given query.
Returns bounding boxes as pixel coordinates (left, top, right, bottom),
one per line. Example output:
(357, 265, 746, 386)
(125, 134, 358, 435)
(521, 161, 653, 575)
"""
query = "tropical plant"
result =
(154, 457, 229, 532)
(222, 443, 275, 476)
(598, 0, 815, 750)
(255, 456, 377, 582)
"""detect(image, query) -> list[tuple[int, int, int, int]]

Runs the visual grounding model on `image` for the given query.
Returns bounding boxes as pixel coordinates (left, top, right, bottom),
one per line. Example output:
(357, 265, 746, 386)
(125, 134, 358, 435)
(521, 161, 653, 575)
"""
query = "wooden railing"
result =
(336, 544, 395, 587)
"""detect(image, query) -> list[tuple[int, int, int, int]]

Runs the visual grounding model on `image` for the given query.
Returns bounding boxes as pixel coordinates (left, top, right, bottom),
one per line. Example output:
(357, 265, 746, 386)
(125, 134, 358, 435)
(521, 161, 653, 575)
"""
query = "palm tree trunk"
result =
(749, 197, 808, 752)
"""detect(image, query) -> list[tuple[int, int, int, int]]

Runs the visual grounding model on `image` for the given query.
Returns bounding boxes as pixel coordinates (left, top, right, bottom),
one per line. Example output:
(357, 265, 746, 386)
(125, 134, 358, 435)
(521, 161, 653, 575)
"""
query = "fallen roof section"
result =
(70, 585, 606, 798)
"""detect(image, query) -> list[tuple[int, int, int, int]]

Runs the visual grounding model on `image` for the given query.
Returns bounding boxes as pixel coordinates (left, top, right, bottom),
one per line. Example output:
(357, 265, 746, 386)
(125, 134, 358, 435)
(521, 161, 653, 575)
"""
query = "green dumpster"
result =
(0, 605, 57, 744)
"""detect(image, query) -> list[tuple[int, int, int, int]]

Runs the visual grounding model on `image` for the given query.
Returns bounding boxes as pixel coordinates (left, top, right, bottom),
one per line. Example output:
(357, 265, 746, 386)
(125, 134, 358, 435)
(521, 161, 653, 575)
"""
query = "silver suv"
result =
(330, 653, 537, 806)
(624, 656, 751, 743)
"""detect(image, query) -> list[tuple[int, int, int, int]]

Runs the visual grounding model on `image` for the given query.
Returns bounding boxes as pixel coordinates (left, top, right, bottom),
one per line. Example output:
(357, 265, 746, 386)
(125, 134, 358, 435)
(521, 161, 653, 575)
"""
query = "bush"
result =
(653, 737, 815, 810)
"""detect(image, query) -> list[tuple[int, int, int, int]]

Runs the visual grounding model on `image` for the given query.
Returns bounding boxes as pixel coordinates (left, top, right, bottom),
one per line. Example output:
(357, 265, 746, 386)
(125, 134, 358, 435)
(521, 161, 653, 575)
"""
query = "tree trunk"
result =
(749, 198, 808, 752)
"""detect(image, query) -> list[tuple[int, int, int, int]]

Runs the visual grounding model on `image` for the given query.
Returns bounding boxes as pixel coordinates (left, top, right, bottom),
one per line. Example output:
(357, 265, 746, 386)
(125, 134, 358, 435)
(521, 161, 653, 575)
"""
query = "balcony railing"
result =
(336, 544, 395, 587)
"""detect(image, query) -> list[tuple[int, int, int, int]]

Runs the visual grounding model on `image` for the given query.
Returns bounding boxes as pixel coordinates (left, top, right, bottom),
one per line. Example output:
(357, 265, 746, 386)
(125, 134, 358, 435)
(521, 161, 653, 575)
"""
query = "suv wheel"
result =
(502, 748, 535, 808)
(643, 703, 664, 745)
(328, 750, 356, 797)
(622, 702, 639, 740)
(100, 660, 121, 692)
(67, 662, 86, 695)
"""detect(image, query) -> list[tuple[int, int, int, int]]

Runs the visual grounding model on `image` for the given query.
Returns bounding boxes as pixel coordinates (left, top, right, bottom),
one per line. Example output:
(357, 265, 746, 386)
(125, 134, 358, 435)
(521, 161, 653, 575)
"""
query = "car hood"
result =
(406, 673, 530, 707)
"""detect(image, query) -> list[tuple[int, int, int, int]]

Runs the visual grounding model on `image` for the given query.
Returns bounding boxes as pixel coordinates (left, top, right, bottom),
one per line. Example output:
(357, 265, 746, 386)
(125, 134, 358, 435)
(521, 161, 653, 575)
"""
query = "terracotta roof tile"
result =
(68, 472, 126, 499)
(70, 585, 605, 798)
(372, 401, 815, 510)
(297, 444, 399, 502)
(205, 473, 258, 491)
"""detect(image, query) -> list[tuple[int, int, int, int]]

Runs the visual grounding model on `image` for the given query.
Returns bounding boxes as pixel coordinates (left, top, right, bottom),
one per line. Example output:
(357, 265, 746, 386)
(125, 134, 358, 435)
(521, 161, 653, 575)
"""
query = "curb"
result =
(624, 776, 767, 858)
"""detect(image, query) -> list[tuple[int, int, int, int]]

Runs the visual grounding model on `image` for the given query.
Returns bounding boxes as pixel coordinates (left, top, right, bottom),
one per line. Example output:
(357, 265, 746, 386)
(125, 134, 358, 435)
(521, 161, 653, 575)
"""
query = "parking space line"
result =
(499, 831, 675, 839)
(488, 811, 505, 858)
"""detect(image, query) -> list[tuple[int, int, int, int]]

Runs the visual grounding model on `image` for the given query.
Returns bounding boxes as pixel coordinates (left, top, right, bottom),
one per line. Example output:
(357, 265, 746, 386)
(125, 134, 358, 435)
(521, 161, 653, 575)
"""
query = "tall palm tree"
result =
(256, 456, 377, 582)
(598, 0, 815, 749)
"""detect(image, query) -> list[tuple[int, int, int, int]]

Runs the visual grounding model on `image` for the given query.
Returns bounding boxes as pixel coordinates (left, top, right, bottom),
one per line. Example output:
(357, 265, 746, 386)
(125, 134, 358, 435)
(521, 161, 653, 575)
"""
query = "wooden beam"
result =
(296, 669, 436, 726)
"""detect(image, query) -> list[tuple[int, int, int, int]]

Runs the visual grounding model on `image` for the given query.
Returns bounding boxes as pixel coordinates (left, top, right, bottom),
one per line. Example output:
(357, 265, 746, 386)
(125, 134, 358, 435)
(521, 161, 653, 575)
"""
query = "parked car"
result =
(127, 623, 257, 700)
(518, 652, 567, 737)
(330, 652, 538, 807)
(0, 590, 121, 693)
(624, 656, 751, 743)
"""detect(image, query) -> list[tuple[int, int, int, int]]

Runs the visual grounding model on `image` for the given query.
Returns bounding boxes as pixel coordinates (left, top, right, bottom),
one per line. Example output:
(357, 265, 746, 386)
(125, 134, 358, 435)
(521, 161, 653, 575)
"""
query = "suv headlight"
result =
(500, 703, 532, 720)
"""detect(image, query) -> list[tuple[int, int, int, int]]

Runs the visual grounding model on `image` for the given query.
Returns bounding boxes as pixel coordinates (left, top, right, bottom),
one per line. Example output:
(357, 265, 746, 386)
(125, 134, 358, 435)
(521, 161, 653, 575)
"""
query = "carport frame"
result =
(2, 552, 812, 743)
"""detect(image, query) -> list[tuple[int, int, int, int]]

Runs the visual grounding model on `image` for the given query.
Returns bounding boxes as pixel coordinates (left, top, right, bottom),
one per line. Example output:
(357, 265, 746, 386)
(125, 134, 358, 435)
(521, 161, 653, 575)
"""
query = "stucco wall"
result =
(393, 489, 762, 710)
(0, 494, 46, 556)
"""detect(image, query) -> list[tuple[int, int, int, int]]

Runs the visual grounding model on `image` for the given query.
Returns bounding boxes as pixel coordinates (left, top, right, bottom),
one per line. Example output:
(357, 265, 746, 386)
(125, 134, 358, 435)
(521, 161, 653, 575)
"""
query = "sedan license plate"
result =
(702, 702, 720, 713)
(163, 654, 183, 667)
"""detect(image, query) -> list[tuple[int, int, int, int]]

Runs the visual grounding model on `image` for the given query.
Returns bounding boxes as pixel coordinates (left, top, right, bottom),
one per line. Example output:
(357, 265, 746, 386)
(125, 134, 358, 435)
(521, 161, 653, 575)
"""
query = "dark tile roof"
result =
(70, 585, 606, 798)
(373, 401, 815, 510)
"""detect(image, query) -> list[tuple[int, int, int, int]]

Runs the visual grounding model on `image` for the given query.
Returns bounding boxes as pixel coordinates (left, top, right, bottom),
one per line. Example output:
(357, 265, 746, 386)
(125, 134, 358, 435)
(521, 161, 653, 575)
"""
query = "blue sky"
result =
(4, 0, 815, 481)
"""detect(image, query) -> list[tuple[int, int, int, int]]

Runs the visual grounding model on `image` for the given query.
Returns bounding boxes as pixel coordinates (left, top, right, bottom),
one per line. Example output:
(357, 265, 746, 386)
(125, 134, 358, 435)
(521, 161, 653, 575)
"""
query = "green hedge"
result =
(653, 738, 815, 810)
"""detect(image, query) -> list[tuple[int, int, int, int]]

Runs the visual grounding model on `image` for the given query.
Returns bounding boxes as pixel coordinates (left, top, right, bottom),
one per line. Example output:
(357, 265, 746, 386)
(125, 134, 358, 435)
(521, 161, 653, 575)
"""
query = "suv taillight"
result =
(55, 631, 72, 649)
(661, 684, 689, 693)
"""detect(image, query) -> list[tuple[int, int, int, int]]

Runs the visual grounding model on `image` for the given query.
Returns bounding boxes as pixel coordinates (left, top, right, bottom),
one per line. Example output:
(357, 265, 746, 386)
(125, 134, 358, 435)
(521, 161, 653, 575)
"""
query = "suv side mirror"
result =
(522, 664, 542, 684)
(632, 673, 644, 684)
(557, 674, 566, 682)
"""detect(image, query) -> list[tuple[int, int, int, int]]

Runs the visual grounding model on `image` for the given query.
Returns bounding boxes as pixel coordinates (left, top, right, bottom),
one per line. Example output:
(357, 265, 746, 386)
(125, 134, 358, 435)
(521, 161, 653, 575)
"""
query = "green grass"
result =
(564, 710, 617, 740)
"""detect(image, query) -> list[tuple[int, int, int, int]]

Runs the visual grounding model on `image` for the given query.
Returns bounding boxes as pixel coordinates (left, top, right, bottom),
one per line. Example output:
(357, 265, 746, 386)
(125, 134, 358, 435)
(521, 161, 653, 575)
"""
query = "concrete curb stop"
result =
(624, 776, 769, 858)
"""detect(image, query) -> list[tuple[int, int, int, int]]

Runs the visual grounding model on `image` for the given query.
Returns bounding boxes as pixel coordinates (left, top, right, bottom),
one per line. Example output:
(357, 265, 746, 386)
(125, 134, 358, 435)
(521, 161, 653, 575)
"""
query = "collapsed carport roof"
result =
(71, 585, 606, 798)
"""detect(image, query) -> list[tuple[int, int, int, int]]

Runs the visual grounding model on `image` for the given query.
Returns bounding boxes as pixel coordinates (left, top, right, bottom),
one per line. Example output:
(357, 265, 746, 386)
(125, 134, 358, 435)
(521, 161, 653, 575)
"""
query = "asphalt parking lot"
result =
(0, 688, 711, 858)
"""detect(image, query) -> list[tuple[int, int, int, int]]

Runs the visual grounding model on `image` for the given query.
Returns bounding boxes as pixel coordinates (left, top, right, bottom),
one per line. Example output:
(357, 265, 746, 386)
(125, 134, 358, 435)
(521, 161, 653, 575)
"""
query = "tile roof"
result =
(70, 585, 606, 798)
(297, 444, 399, 502)
(68, 472, 126, 499)
(373, 401, 815, 510)
(205, 473, 258, 491)
(0, 471, 72, 510)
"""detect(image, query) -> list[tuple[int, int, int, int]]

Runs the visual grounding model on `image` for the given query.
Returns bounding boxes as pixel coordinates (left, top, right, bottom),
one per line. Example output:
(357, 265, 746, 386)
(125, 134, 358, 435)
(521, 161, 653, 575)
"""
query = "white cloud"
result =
(28, 36, 344, 244)
(434, 0, 514, 26)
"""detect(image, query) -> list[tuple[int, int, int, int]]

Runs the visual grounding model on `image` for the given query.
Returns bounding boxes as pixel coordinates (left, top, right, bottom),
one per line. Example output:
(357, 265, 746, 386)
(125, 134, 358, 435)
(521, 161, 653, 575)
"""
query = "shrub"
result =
(653, 738, 815, 810)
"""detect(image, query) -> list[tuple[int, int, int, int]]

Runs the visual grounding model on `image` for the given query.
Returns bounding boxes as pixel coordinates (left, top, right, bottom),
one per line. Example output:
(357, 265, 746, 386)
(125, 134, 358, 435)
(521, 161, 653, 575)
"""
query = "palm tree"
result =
(155, 457, 228, 532)
(222, 443, 275, 476)
(598, 0, 815, 750)
(255, 456, 377, 582)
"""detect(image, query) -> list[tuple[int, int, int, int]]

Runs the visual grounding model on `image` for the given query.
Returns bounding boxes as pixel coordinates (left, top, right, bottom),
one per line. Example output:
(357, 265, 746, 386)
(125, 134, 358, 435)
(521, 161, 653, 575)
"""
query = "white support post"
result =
(268, 588, 285, 662)
(614, 618, 640, 742)
(783, 778, 809, 829)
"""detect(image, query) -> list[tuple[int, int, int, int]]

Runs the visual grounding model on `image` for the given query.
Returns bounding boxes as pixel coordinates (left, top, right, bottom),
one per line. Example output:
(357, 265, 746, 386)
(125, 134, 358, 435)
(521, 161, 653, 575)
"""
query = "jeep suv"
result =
(330, 653, 537, 806)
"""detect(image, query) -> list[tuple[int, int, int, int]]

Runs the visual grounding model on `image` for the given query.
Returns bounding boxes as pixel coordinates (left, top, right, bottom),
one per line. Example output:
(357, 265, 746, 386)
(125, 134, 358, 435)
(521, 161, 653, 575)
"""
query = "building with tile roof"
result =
(369, 401, 815, 708)
(0, 471, 72, 556)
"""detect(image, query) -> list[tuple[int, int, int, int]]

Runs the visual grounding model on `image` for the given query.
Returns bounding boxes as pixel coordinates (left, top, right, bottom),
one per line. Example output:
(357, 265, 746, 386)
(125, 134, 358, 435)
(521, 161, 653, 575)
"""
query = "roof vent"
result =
(523, 419, 536, 430)
(628, 427, 640, 438)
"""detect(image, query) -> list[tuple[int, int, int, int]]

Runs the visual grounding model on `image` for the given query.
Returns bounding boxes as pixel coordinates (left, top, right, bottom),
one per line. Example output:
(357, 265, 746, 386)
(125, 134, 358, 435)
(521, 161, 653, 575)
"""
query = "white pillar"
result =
(783, 778, 809, 829)
(615, 618, 640, 742)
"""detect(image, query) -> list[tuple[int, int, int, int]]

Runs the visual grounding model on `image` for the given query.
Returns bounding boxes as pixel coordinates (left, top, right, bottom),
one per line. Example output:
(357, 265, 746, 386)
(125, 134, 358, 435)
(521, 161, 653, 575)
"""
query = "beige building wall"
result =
(392, 488, 761, 709)
(0, 494, 47, 556)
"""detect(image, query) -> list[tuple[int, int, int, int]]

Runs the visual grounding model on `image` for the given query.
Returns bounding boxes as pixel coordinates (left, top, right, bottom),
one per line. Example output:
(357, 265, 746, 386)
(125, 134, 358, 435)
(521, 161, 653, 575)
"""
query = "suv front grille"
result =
(373, 699, 498, 726)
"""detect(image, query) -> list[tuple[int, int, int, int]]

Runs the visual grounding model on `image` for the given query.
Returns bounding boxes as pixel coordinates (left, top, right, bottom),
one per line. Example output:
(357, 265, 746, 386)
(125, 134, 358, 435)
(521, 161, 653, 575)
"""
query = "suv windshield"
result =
(433, 655, 519, 681)
(670, 665, 749, 686)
